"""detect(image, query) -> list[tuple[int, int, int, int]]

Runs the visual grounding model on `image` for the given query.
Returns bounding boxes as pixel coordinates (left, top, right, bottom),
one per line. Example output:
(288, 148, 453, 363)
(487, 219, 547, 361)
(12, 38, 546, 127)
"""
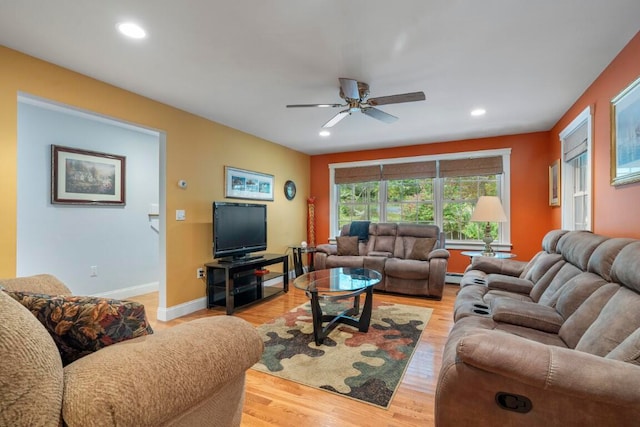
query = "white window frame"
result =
(559, 107, 592, 231)
(328, 148, 512, 250)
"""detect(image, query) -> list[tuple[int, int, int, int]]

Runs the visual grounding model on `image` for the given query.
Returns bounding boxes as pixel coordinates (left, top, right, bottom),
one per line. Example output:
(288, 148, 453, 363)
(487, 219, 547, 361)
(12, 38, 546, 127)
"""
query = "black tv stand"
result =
(205, 253, 288, 314)
(217, 254, 264, 264)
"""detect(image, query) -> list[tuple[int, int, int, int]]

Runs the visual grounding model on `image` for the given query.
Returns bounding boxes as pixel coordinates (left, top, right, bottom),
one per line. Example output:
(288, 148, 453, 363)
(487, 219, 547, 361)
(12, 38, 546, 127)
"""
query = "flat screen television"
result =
(213, 201, 267, 262)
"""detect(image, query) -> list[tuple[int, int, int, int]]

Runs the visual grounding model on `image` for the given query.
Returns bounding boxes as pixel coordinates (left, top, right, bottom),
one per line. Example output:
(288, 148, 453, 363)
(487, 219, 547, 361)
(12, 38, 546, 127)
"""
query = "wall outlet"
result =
(196, 267, 205, 279)
(90, 265, 98, 277)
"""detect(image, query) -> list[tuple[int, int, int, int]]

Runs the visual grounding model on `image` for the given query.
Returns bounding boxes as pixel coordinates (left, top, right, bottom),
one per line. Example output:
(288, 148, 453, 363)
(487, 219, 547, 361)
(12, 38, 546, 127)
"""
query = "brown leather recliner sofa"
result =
(314, 222, 450, 299)
(435, 230, 640, 426)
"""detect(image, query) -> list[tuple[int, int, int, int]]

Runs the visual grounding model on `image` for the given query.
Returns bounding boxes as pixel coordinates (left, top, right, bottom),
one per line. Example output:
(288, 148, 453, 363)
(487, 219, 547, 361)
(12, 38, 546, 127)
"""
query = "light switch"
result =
(176, 210, 186, 221)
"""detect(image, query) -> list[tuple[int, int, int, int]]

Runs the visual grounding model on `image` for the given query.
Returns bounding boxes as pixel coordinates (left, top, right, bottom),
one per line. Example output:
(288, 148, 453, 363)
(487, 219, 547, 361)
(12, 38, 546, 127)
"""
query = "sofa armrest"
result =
(486, 274, 533, 294)
(457, 329, 640, 406)
(490, 298, 564, 333)
(315, 243, 337, 256)
(469, 257, 528, 276)
(62, 316, 263, 427)
(428, 248, 450, 260)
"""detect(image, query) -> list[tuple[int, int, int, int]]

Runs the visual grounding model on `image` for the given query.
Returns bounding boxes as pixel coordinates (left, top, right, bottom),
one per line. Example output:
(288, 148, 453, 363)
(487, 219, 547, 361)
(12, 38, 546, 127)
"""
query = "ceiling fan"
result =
(286, 78, 426, 128)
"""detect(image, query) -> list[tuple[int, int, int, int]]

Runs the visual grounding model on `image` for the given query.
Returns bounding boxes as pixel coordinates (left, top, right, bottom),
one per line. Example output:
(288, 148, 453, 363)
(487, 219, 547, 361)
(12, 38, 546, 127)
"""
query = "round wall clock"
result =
(284, 180, 296, 200)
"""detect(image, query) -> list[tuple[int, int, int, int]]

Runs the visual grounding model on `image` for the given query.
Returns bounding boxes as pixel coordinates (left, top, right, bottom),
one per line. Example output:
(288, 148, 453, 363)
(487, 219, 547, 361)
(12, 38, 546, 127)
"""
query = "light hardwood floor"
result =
(130, 283, 458, 427)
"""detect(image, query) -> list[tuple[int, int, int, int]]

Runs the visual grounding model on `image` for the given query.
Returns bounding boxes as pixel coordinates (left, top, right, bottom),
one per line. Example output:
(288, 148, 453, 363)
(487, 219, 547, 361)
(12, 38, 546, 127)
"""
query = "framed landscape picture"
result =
(224, 166, 274, 201)
(51, 145, 126, 205)
(611, 76, 640, 186)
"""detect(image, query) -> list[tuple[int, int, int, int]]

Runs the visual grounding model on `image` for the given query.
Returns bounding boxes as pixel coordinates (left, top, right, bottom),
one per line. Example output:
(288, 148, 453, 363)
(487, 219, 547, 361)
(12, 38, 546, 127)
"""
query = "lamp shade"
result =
(470, 196, 507, 222)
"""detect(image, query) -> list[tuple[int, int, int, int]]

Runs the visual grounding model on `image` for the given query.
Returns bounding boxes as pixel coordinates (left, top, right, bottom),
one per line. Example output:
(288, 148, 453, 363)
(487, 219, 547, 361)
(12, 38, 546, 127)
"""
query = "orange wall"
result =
(549, 31, 640, 236)
(310, 132, 552, 273)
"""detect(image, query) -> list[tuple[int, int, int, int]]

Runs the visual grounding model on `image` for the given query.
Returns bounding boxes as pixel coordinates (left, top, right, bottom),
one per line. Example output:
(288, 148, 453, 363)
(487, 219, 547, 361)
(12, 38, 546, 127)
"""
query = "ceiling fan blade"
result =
(322, 110, 350, 128)
(339, 78, 360, 100)
(362, 107, 398, 124)
(286, 103, 343, 108)
(368, 91, 426, 106)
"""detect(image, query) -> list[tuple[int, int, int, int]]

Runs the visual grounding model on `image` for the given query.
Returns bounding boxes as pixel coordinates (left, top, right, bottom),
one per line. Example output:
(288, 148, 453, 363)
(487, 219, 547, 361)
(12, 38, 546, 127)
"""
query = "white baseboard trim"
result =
(157, 276, 285, 322)
(93, 281, 159, 299)
(157, 297, 207, 322)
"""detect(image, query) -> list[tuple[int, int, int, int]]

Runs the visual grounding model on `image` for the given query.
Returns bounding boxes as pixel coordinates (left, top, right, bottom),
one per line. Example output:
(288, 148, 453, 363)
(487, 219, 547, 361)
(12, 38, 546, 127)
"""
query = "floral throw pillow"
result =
(4, 290, 153, 366)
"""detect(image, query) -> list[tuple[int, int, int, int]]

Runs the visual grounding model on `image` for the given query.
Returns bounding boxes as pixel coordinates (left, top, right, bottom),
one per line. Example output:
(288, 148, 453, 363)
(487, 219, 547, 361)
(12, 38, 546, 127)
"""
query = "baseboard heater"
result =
(446, 273, 463, 284)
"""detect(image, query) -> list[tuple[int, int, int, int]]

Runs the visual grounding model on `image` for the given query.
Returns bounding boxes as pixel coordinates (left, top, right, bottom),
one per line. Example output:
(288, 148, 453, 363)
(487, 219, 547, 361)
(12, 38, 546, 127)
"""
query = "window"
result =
(331, 149, 511, 249)
(338, 181, 380, 229)
(386, 179, 434, 224)
(442, 175, 500, 241)
(560, 107, 592, 231)
(570, 154, 589, 230)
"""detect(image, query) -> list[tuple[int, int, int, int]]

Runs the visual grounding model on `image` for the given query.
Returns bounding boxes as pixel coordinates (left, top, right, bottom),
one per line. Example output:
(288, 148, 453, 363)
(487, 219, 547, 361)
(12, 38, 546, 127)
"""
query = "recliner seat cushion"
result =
(384, 258, 430, 279)
(326, 256, 364, 269)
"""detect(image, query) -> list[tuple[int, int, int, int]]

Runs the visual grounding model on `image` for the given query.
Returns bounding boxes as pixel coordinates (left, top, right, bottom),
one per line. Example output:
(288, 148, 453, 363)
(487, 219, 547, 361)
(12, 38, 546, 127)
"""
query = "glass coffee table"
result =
(293, 267, 382, 345)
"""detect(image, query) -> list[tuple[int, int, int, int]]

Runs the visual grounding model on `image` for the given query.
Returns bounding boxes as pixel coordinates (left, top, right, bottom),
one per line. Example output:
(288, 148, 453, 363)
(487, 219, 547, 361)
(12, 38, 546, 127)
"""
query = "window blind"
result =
(334, 165, 382, 184)
(439, 156, 503, 178)
(381, 161, 436, 180)
(563, 123, 588, 161)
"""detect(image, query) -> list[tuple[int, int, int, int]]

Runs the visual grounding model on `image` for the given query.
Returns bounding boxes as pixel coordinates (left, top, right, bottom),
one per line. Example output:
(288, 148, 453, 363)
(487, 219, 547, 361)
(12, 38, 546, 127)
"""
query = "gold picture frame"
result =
(549, 159, 560, 207)
(611, 75, 640, 186)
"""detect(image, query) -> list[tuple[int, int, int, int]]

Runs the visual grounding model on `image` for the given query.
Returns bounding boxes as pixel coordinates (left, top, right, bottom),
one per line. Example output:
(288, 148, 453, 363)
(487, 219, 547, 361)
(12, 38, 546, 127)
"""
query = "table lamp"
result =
(470, 196, 507, 256)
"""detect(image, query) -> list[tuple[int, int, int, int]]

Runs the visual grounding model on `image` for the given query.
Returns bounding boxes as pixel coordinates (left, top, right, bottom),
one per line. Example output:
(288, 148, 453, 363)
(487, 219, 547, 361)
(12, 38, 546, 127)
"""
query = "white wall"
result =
(17, 99, 160, 296)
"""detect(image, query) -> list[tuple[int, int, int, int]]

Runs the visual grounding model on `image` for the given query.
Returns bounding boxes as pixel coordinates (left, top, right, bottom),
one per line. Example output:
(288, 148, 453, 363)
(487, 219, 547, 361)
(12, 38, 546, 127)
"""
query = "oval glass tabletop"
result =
(293, 267, 382, 295)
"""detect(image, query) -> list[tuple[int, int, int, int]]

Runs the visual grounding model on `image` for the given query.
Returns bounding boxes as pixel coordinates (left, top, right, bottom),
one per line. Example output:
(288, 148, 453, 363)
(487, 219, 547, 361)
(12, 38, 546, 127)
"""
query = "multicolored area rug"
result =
(251, 300, 432, 408)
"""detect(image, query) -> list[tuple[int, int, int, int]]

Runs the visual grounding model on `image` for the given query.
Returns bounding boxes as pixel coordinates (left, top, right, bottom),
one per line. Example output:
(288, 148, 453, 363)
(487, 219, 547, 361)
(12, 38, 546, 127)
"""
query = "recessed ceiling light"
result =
(319, 130, 331, 137)
(471, 108, 486, 117)
(117, 22, 146, 39)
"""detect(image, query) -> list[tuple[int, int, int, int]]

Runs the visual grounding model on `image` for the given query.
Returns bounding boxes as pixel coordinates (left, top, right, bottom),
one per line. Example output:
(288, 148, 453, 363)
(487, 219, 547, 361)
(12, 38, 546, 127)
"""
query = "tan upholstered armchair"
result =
(1, 274, 263, 427)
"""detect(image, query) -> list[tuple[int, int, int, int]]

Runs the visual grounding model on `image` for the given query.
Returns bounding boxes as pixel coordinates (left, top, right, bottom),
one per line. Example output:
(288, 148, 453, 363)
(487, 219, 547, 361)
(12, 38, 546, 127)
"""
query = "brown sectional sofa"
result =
(436, 230, 640, 426)
(0, 274, 263, 427)
(314, 222, 450, 299)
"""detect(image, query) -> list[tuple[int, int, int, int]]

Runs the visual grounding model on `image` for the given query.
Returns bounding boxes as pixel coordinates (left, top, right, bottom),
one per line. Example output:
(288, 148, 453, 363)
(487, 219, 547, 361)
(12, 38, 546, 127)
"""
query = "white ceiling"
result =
(1, 1, 639, 155)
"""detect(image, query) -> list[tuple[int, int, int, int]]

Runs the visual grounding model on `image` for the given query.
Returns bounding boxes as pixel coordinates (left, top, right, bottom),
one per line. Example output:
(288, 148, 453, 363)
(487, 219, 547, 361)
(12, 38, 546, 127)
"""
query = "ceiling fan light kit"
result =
(287, 77, 425, 129)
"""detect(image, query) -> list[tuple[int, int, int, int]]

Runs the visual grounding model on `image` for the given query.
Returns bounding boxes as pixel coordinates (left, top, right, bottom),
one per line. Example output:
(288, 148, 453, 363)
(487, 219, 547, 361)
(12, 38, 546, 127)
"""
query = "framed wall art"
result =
(611, 76, 640, 186)
(224, 166, 274, 201)
(549, 159, 561, 207)
(51, 145, 126, 205)
(284, 180, 296, 200)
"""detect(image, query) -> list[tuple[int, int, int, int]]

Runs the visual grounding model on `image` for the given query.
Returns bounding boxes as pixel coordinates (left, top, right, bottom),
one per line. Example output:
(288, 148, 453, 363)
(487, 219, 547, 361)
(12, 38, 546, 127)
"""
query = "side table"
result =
(288, 245, 317, 277)
(461, 251, 516, 261)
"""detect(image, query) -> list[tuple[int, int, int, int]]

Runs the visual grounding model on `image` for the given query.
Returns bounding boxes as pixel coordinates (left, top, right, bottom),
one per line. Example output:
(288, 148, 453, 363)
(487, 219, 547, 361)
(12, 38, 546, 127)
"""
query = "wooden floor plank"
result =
(130, 283, 457, 426)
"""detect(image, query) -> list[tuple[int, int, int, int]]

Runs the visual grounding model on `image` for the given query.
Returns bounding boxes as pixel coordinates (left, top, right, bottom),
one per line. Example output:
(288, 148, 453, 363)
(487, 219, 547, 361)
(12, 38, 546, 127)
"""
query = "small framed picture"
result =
(549, 159, 560, 207)
(51, 145, 125, 205)
(284, 180, 296, 200)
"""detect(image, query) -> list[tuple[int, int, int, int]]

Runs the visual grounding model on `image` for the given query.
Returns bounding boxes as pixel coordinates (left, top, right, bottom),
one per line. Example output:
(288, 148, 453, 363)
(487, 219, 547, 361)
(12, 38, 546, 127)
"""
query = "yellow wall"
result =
(0, 46, 310, 307)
